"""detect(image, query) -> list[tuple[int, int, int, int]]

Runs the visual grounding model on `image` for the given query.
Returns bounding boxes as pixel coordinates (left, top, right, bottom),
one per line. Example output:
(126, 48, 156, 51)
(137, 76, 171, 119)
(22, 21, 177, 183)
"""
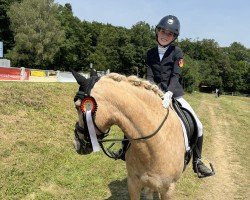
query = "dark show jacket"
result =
(146, 44, 184, 98)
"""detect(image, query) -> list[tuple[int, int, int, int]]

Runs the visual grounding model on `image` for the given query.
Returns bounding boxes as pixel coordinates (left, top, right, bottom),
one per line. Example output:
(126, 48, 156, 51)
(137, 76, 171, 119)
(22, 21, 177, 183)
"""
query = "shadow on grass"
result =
(105, 178, 129, 200)
(105, 178, 160, 200)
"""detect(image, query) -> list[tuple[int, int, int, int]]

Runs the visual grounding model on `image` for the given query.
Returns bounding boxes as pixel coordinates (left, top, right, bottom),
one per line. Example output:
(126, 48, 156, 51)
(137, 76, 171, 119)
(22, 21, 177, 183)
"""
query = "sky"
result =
(55, 0, 250, 48)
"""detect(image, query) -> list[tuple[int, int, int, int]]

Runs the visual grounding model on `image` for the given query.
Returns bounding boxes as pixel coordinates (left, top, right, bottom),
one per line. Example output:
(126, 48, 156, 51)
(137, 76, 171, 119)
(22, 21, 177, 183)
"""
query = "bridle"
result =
(73, 75, 170, 159)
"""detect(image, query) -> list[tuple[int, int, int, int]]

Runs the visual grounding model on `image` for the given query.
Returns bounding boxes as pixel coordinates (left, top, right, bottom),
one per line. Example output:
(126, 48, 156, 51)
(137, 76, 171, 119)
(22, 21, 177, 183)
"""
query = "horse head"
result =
(70, 69, 101, 155)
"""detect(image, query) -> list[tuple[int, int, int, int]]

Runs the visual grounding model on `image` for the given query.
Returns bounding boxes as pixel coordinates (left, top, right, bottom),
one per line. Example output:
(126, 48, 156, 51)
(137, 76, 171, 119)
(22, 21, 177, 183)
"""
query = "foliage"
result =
(53, 5, 92, 71)
(0, 0, 22, 54)
(6, 0, 65, 69)
(179, 39, 249, 93)
(222, 42, 250, 93)
(180, 55, 200, 92)
(130, 22, 155, 77)
(86, 21, 155, 76)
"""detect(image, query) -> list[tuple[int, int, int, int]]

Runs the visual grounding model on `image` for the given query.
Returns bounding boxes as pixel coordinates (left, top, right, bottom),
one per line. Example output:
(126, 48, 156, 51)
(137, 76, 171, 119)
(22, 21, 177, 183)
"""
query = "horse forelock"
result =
(105, 73, 164, 98)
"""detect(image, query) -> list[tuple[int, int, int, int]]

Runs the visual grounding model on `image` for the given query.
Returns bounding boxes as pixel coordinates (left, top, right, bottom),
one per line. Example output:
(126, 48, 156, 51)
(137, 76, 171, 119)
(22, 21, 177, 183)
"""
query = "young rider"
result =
(146, 15, 214, 178)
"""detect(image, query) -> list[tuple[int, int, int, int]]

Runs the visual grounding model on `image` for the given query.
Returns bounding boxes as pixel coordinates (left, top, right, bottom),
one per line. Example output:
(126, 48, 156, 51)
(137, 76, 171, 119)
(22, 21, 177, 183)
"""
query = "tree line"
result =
(1, 0, 249, 94)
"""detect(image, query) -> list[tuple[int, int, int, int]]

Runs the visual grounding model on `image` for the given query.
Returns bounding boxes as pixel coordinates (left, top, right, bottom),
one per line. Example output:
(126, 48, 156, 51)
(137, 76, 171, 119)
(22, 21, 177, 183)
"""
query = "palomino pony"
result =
(71, 71, 185, 200)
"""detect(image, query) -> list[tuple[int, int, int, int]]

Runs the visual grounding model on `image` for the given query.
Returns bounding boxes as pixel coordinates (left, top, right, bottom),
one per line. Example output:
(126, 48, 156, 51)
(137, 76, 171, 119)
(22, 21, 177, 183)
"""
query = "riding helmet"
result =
(156, 15, 180, 36)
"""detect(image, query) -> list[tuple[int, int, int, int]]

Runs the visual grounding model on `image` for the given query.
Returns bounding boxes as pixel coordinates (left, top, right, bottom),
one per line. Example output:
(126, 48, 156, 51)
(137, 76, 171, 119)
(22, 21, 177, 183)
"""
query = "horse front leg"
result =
(160, 183, 175, 200)
(127, 176, 142, 200)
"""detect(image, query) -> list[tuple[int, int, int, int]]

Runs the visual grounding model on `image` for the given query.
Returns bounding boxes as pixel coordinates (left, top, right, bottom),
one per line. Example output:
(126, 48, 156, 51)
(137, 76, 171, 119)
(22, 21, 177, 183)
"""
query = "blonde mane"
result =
(106, 73, 164, 98)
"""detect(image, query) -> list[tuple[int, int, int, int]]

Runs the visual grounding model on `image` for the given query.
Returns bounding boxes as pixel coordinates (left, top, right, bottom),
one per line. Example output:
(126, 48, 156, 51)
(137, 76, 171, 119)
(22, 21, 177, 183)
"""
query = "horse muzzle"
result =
(74, 129, 93, 155)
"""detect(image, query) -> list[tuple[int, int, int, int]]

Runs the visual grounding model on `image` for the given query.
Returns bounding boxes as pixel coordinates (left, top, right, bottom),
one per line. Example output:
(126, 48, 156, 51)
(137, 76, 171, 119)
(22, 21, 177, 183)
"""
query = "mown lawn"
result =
(0, 82, 249, 199)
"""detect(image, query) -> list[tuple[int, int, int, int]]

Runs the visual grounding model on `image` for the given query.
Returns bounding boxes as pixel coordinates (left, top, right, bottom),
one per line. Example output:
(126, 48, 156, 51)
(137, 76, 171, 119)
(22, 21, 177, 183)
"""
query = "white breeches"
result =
(176, 97, 203, 137)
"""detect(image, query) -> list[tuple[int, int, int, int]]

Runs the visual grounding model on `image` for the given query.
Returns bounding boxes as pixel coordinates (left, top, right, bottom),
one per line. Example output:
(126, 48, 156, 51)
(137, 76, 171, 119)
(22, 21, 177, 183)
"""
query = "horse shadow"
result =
(105, 178, 160, 200)
(105, 178, 129, 200)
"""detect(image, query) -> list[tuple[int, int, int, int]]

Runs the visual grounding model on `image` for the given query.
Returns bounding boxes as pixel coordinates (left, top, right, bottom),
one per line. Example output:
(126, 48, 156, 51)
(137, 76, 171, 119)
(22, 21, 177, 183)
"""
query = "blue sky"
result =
(55, 0, 250, 48)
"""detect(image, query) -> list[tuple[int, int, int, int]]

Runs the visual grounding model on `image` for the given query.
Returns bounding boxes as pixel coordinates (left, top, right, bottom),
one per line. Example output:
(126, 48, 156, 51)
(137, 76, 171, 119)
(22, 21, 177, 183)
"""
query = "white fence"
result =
(57, 71, 89, 82)
(0, 66, 109, 82)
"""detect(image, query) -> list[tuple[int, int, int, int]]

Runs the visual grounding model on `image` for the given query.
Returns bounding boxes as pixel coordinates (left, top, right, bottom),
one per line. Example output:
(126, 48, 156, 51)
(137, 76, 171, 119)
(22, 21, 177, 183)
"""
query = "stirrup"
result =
(194, 158, 215, 178)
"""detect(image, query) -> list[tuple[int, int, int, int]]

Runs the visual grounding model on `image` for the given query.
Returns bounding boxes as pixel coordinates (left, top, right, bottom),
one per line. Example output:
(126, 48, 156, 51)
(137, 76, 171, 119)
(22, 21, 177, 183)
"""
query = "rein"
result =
(75, 107, 169, 143)
(97, 108, 170, 159)
(98, 107, 169, 143)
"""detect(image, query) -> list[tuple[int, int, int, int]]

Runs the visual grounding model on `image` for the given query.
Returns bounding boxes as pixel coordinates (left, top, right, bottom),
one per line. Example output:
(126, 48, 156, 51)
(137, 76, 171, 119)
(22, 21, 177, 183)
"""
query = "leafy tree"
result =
(130, 22, 155, 77)
(179, 38, 197, 59)
(85, 21, 106, 47)
(199, 60, 222, 89)
(223, 43, 250, 93)
(181, 55, 200, 92)
(0, 0, 22, 55)
(53, 3, 92, 71)
(6, 0, 65, 68)
(223, 60, 249, 92)
(87, 25, 118, 71)
(84, 21, 110, 71)
(88, 24, 132, 73)
(227, 42, 249, 61)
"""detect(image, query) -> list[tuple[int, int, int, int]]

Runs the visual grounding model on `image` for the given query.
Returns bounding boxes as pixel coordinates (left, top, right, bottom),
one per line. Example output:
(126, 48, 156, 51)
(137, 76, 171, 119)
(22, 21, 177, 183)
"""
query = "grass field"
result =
(0, 82, 249, 200)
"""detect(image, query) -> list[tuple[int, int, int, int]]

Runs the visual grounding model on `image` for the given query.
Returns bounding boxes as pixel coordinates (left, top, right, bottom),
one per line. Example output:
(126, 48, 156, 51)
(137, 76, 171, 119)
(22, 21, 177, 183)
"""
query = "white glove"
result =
(162, 91, 173, 108)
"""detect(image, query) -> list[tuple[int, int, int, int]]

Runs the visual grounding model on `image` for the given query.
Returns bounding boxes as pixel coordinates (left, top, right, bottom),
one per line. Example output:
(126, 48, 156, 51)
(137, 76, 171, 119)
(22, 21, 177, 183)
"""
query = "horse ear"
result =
(70, 68, 87, 86)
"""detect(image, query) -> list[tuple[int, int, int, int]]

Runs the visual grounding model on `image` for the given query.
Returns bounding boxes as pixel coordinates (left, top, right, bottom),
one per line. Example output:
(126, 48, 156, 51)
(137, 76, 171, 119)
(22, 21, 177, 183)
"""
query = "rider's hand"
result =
(162, 91, 173, 108)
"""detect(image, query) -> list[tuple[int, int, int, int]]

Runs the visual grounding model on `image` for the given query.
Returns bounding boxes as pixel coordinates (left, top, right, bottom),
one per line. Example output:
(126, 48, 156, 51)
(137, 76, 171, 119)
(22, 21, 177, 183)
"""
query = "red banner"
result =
(0, 67, 30, 80)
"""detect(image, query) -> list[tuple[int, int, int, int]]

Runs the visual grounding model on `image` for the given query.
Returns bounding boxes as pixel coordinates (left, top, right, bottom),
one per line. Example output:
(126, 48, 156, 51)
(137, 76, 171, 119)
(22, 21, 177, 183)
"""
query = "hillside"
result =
(0, 82, 249, 199)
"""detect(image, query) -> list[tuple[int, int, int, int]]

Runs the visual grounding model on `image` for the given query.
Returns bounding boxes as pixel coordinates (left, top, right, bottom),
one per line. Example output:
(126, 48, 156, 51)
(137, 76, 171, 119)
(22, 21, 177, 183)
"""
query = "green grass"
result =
(216, 94, 250, 197)
(0, 82, 249, 199)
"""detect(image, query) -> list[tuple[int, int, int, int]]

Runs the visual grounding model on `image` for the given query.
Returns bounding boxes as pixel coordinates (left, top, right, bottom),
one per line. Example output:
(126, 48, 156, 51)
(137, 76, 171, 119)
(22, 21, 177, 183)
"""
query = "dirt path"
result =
(197, 96, 244, 200)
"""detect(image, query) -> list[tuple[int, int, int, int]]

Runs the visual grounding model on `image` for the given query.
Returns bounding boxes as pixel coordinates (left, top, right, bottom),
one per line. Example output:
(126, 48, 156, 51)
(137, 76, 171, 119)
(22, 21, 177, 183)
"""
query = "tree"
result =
(87, 24, 132, 73)
(0, 0, 22, 55)
(179, 38, 197, 59)
(181, 55, 200, 92)
(130, 22, 155, 77)
(53, 4, 92, 71)
(87, 25, 119, 71)
(227, 42, 249, 61)
(223, 43, 250, 93)
(6, 0, 65, 68)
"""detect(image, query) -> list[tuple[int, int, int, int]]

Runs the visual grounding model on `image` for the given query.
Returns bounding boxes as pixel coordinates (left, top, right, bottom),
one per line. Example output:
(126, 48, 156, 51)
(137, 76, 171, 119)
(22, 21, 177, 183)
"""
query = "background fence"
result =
(0, 67, 108, 82)
(0, 67, 30, 80)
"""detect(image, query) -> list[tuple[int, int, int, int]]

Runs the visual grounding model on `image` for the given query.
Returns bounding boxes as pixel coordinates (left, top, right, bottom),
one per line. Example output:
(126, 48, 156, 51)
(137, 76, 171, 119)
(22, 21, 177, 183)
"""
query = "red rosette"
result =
(80, 96, 98, 114)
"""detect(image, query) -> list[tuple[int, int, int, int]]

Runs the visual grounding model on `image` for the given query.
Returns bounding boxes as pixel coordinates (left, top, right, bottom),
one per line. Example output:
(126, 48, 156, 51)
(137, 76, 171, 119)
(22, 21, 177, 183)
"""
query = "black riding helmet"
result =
(155, 15, 180, 47)
(156, 15, 180, 36)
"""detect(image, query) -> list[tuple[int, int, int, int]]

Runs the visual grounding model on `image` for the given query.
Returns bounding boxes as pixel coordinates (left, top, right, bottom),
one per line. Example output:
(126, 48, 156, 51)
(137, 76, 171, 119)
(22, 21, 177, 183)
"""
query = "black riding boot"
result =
(193, 135, 214, 178)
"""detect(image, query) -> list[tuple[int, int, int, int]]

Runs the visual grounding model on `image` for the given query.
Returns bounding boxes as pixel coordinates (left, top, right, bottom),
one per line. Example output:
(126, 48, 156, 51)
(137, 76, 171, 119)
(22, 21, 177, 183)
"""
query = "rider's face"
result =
(157, 28, 175, 46)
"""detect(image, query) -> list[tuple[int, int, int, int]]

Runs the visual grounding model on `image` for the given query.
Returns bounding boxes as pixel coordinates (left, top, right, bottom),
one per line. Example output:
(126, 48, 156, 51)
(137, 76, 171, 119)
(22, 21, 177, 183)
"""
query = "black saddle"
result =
(172, 98, 199, 166)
